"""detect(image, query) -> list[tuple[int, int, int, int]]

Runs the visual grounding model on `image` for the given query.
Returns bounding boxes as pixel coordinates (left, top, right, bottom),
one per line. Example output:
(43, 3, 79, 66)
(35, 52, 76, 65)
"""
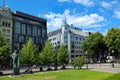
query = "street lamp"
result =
(111, 50, 114, 68)
(86, 51, 88, 69)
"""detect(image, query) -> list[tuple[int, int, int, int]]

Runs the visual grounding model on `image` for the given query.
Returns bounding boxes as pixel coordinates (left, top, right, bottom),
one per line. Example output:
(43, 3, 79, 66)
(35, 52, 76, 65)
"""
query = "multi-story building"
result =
(48, 20, 90, 60)
(0, 6, 47, 51)
(0, 6, 13, 49)
(12, 11, 47, 51)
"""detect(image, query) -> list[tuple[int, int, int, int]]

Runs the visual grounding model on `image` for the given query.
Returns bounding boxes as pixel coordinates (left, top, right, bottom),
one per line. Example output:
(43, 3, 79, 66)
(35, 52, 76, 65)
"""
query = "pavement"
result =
(85, 63, 120, 73)
(0, 63, 120, 76)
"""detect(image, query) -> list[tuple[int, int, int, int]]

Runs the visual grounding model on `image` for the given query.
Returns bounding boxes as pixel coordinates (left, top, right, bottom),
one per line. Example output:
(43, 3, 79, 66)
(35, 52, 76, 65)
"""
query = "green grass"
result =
(0, 70, 115, 80)
(105, 73, 120, 80)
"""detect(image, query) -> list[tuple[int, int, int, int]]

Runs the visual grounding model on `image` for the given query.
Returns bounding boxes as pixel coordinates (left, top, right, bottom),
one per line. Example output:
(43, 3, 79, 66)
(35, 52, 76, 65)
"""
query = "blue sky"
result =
(0, 0, 120, 34)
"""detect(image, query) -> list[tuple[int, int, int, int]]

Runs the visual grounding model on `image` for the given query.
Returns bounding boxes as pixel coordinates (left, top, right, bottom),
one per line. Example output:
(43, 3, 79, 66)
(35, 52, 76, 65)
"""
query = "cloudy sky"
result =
(1, 0, 120, 34)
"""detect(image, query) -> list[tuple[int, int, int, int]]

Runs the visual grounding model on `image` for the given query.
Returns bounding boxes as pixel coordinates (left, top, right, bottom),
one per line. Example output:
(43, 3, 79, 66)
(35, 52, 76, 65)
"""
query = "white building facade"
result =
(48, 21, 90, 60)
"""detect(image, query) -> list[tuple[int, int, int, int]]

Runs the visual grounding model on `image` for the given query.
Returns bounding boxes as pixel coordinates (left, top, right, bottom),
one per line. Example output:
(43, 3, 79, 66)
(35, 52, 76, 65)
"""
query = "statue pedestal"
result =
(13, 68, 19, 75)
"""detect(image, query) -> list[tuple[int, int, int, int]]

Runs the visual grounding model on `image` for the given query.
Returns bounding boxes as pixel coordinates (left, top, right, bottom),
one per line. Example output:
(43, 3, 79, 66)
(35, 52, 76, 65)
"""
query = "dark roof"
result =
(48, 28, 62, 37)
(12, 11, 46, 22)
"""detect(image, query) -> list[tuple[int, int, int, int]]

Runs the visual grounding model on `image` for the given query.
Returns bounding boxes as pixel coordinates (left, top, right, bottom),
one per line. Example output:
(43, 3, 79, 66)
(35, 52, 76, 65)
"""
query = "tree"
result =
(104, 28, 120, 58)
(0, 30, 11, 68)
(57, 44, 69, 69)
(39, 40, 55, 69)
(71, 56, 86, 69)
(82, 32, 107, 61)
(20, 39, 38, 67)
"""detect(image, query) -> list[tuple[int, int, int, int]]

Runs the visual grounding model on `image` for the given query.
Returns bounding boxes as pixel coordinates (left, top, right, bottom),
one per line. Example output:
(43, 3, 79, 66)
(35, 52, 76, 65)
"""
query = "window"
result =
(21, 24, 26, 35)
(19, 35, 24, 43)
(8, 22, 11, 27)
(38, 27, 41, 36)
(27, 25, 32, 35)
(14, 35, 19, 42)
(15, 22, 20, 34)
(33, 26, 37, 36)
(6, 38, 10, 42)
(7, 30, 10, 36)
(2, 21, 5, 26)
(36, 37, 38, 43)
(42, 28, 45, 37)
(2, 29, 6, 35)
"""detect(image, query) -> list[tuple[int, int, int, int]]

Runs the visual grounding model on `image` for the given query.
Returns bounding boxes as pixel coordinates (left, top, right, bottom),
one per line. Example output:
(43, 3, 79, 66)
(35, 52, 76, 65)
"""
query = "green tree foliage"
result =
(39, 40, 55, 65)
(0, 30, 11, 67)
(71, 56, 86, 69)
(20, 39, 38, 66)
(82, 32, 106, 58)
(57, 44, 69, 65)
(104, 28, 120, 57)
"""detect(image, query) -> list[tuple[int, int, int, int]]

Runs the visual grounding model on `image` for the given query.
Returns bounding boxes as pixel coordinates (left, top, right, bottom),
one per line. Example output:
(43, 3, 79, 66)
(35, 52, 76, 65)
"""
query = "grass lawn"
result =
(0, 69, 115, 80)
(105, 73, 120, 80)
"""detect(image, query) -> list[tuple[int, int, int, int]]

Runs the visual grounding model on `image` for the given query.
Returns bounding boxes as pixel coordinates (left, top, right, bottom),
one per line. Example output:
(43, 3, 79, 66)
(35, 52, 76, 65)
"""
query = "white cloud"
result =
(100, 1, 112, 8)
(73, 0, 94, 6)
(45, 9, 105, 32)
(58, 0, 71, 2)
(58, 0, 94, 7)
(114, 9, 120, 19)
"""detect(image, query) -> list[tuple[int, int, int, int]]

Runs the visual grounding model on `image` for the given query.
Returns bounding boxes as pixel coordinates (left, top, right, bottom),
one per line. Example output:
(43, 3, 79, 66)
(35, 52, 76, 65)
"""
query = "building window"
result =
(8, 22, 11, 27)
(42, 28, 45, 37)
(33, 26, 37, 36)
(27, 25, 32, 35)
(2, 29, 6, 35)
(2, 21, 5, 26)
(38, 27, 41, 36)
(39, 38, 42, 44)
(7, 30, 10, 36)
(36, 37, 38, 43)
(14, 35, 19, 42)
(19, 35, 24, 43)
(21, 24, 26, 35)
(15, 22, 20, 34)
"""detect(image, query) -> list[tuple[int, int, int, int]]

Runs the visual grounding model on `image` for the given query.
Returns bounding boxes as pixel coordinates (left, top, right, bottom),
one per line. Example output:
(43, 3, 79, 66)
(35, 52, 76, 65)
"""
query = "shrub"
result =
(71, 56, 86, 69)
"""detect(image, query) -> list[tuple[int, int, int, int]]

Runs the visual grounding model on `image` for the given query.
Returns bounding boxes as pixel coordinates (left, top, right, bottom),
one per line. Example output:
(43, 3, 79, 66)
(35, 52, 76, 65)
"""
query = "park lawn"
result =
(0, 69, 114, 80)
(105, 73, 120, 80)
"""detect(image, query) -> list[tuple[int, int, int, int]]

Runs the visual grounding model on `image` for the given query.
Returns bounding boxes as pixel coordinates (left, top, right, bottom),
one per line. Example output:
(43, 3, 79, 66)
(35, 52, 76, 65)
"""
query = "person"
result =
(112, 61, 114, 68)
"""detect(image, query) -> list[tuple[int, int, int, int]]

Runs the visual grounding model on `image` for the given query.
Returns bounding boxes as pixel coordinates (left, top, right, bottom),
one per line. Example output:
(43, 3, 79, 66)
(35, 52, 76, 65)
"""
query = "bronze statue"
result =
(12, 50, 20, 75)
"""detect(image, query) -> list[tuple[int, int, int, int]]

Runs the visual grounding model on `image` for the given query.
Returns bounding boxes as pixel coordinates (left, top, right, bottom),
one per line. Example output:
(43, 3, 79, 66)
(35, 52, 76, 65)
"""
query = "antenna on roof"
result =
(64, 16, 67, 25)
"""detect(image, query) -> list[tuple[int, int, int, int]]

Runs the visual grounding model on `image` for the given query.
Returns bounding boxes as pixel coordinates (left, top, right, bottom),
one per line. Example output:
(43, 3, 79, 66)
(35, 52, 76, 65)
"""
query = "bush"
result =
(71, 56, 86, 69)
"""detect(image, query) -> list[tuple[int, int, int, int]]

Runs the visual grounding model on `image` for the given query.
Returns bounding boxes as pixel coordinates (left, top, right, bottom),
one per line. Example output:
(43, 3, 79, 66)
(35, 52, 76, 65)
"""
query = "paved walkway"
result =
(86, 63, 120, 73)
(0, 63, 120, 76)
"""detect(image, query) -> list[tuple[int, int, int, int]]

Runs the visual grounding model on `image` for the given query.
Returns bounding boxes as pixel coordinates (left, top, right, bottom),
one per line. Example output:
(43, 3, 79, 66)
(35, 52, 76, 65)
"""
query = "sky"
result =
(0, 0, 120, 34)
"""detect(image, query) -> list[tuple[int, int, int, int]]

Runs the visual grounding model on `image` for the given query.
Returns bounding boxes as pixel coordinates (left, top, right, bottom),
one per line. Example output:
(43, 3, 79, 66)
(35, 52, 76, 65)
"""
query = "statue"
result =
(12, 50, 20, 75)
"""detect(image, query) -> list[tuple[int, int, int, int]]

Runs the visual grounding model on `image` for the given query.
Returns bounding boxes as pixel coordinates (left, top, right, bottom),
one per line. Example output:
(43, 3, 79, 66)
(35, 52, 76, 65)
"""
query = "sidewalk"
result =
(0, 63, 120, 76)
(86, 63, 120, 73)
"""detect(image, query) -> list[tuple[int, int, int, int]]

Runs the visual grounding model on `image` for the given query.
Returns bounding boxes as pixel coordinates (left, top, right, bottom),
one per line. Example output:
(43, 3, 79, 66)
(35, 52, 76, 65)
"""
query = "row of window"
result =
(50, 41, 60, 46)
(75, 36, 85, 41)
(14, 22, 46, 37)
(14, 35, 43, 44)
(2, 29, 11, 36)
(49, 37, 56, 41)
(2, 21, 11, 27)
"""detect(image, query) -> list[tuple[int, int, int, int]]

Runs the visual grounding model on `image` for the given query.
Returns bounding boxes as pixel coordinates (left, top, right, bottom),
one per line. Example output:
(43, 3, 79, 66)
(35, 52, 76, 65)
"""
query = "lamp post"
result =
(86, 51, 88, 69)
(112, 50, 114, 68)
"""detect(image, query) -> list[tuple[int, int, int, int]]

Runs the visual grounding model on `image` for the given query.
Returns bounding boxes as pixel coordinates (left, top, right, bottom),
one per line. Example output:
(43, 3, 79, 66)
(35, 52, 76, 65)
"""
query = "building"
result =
(48, 20, 90, 60)
(12, 11, 47, 51)
(0, 6, 13, 49)
(0, 6, 47, 51)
